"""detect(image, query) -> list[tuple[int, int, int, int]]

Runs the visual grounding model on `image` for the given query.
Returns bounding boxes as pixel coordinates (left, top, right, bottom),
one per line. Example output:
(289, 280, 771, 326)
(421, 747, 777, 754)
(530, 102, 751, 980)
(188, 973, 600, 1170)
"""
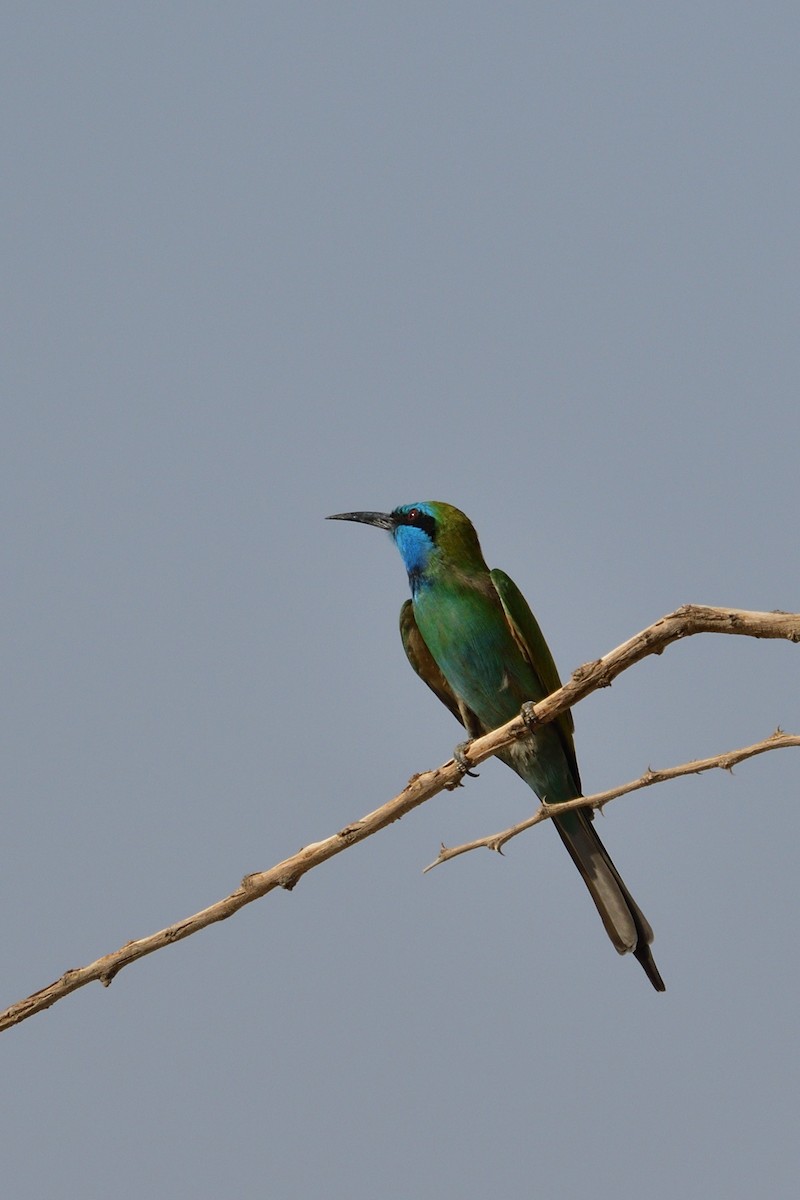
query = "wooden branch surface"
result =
(423, 730, 800, 871)
(2, 605, 797, 1033)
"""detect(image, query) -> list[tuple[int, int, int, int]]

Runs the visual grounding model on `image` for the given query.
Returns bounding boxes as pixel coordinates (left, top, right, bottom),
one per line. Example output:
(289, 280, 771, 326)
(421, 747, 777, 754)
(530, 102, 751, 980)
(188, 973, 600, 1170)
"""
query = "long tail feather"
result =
(554, 810, 665, 992)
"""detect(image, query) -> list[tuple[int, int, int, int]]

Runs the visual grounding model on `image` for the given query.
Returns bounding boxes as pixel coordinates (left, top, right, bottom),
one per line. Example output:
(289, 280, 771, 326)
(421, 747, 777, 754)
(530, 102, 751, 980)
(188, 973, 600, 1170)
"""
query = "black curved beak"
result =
(326, 511, 394, 531)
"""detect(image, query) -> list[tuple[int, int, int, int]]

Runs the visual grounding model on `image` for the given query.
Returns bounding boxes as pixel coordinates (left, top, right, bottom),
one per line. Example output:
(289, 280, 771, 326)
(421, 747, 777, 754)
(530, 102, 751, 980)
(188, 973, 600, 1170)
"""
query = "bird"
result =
(328, 501, 665, 991)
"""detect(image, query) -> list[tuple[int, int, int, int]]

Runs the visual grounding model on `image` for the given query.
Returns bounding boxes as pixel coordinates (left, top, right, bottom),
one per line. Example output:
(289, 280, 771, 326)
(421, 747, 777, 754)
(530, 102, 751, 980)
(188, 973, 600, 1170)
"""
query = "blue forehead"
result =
(392, 502, 436, 520)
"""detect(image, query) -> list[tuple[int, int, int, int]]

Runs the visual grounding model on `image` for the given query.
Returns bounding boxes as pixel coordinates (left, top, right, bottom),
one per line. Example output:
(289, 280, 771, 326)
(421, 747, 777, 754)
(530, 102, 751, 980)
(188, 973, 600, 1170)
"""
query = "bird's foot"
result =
(452, 740, 479, 779)
(520, 701, 539, 732)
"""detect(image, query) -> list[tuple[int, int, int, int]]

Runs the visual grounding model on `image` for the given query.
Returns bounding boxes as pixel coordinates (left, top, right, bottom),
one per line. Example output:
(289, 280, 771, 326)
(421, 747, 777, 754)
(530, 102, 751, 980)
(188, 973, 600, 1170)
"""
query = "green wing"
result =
(490, 569, 581, 793)
(399, 600, 483, 738)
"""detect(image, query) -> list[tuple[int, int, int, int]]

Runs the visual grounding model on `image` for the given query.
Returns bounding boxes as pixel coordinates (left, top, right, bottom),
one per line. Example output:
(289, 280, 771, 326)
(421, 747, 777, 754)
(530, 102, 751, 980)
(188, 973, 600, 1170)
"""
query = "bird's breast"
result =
(413, 587, 538, 729)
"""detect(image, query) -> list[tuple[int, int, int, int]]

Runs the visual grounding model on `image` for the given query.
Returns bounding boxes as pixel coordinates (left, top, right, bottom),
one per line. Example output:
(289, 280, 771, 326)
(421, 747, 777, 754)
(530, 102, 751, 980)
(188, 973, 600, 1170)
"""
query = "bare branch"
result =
(423, 730, 800, 872)
(411, 605, 800, 780)
(2, 604, 797, 1034)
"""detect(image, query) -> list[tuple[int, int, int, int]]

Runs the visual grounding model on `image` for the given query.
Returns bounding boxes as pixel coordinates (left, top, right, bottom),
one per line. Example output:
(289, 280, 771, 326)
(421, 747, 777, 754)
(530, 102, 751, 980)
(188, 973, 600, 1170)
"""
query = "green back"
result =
(490, 569, 581, 793)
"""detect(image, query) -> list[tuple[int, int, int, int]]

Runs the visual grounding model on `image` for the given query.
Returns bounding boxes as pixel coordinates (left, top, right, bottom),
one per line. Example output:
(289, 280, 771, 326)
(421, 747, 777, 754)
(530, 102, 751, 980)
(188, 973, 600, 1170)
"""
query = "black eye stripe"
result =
(394, 507, 437, 541)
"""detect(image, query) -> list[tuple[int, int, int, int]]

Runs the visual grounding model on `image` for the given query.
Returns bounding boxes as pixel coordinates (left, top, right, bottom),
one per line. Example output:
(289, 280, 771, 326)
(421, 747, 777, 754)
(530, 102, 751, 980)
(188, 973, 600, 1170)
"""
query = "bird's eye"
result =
(400, 506, 436, 541)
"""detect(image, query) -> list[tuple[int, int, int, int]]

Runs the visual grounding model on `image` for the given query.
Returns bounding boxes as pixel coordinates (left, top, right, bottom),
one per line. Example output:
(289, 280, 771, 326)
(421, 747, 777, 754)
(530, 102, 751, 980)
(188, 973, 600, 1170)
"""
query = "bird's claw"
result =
(520, 701, 539, 732)
(453, 740, 480, 778)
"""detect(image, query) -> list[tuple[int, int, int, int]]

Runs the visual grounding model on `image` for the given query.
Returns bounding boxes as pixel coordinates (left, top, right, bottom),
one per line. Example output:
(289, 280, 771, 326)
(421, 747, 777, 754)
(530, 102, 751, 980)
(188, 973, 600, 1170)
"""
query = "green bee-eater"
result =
(329, 501, 664, 991)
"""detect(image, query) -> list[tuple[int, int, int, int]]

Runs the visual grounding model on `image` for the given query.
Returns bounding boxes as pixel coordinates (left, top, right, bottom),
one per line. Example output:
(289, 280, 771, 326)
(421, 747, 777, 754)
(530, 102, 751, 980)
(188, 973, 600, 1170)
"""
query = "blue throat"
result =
(393, 523, 435, 596)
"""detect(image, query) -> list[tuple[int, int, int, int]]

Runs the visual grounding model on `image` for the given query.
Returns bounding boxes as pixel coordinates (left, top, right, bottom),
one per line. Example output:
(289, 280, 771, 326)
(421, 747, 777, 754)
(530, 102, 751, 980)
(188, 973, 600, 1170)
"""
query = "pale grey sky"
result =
(3, 4, 798, 1197)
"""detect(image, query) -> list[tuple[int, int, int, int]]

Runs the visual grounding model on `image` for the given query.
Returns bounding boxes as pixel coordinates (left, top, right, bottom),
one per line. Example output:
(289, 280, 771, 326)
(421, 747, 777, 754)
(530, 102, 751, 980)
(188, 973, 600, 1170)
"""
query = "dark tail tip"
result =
(635, 944, 666, 992)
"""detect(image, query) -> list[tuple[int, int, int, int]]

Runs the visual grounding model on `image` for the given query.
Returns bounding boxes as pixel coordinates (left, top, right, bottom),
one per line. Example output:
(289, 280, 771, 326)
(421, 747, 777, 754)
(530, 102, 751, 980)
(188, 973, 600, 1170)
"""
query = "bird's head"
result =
(327, 502, 487, 592)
